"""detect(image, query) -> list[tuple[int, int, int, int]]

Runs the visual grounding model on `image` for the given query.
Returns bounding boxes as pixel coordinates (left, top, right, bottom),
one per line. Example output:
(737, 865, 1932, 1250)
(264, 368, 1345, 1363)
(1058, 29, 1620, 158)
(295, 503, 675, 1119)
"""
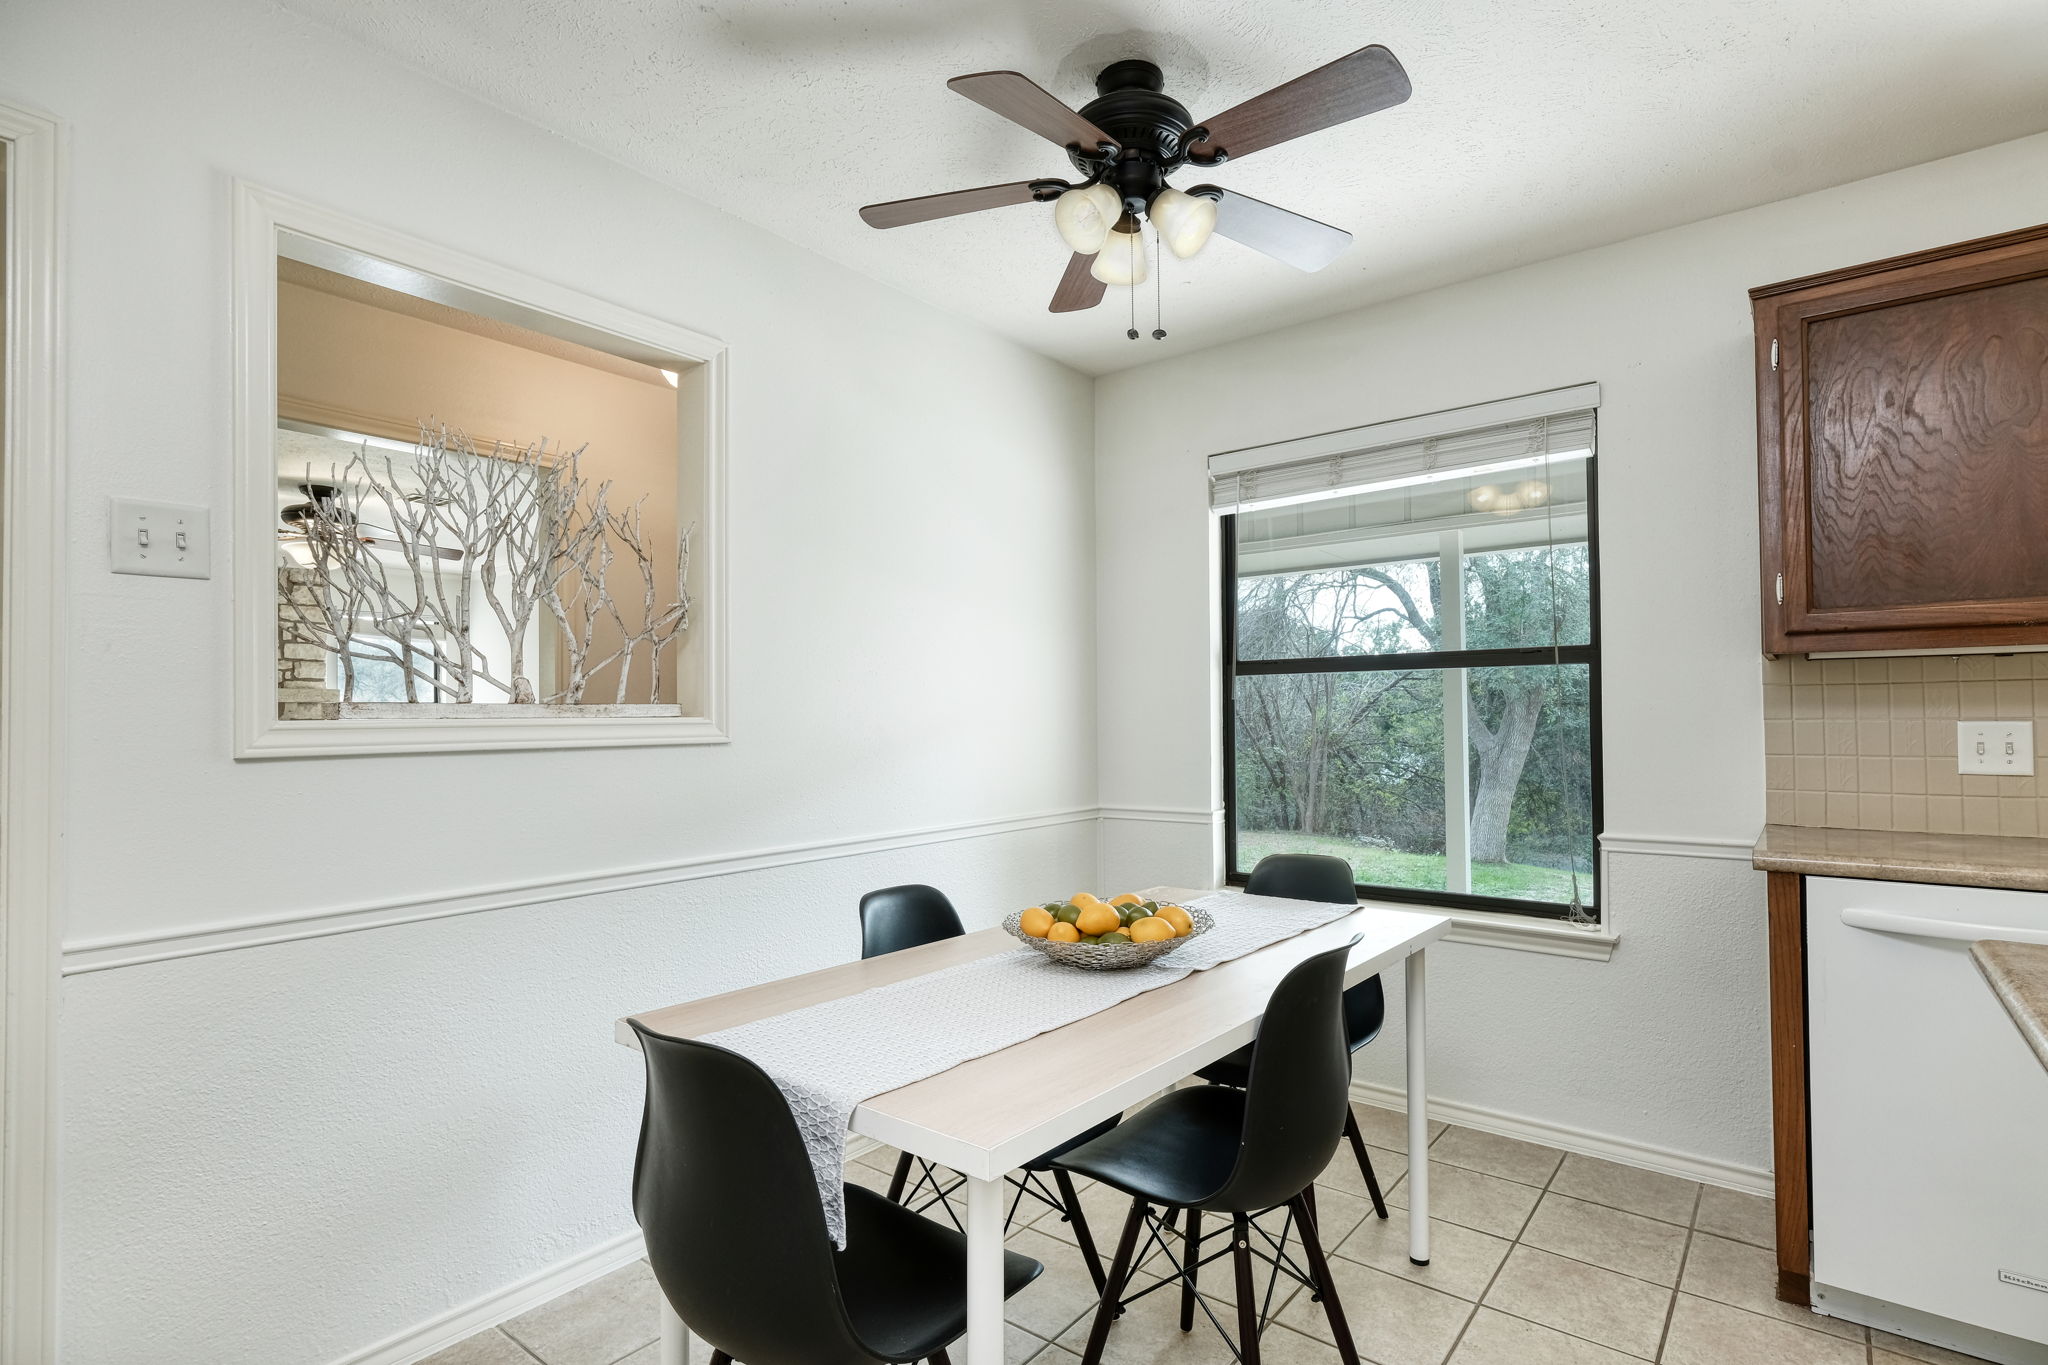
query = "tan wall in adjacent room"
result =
(277, 274, 690, 705)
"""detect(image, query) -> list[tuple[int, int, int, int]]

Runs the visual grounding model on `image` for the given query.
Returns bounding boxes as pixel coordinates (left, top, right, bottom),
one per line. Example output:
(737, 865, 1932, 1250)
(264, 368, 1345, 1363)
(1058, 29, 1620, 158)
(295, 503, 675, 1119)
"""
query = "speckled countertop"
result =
(1752, 823, 2048, 892)
(1972, 941, 2048, 1073)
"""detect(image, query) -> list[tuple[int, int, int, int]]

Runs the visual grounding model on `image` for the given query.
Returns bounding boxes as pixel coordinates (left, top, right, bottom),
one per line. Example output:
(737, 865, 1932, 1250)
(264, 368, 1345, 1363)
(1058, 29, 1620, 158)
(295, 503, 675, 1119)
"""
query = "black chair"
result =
(629, 1019, 1042, 1365)
(858, 884, 1119, 1290)
(1196, 854, 1390, 1220)
(1053, 938, 1367, 1365)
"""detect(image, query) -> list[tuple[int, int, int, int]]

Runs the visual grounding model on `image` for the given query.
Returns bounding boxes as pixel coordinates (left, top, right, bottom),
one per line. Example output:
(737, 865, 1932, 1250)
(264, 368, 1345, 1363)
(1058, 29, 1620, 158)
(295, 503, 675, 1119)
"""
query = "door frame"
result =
(0, 97, 65, 1365)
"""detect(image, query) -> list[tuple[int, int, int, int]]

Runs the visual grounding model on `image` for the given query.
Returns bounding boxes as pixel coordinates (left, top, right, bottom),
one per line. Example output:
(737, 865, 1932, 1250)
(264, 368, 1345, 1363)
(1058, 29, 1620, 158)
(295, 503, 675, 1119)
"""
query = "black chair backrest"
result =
(1246, 853, 1384, 1045)
(1209, 938, 1360, 1212)
(859, 883, 965, 959)
(628, 1022, 874, 1365)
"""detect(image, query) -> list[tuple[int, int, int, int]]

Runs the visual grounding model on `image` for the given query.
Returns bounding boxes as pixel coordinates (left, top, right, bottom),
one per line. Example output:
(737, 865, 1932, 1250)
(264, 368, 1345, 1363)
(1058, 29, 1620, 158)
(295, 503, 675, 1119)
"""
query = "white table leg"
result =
(1405, 947, 1430, 1266)
(658, 1293, 689, 1365)
(964, 1173, 1005, 1365)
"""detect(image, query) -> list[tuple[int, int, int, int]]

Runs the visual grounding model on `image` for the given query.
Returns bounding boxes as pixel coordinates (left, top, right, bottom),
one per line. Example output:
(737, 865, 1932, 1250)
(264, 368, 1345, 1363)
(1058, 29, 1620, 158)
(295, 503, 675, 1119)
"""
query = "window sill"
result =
(1434, 906, 1616, 961)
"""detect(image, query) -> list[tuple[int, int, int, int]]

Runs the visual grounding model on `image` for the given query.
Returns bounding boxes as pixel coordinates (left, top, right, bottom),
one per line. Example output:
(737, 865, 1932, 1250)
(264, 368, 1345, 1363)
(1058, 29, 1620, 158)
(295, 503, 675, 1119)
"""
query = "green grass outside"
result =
(1236, 829, 1595, 906)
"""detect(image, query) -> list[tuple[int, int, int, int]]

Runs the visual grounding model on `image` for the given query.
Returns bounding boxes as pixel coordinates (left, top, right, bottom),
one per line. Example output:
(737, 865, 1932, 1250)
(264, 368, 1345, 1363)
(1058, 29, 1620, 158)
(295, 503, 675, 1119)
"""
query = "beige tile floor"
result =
(423, 1103, 1990, 1365)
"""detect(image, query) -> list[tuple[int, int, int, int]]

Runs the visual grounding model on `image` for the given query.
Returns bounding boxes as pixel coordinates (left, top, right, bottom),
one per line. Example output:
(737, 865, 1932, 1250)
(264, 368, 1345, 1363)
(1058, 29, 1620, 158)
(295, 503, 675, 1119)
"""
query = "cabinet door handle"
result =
(1841, 906, 2048, 945)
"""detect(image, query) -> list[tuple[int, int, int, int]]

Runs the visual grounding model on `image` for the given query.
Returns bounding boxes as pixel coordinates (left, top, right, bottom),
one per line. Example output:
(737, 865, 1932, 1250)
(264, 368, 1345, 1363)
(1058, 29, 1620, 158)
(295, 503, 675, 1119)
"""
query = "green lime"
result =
(1098, 930, 1131, 945)
(1117, 906, 1144, 926)
(1080, 934, 1101, 943)
(1055, 904, 1082, 924)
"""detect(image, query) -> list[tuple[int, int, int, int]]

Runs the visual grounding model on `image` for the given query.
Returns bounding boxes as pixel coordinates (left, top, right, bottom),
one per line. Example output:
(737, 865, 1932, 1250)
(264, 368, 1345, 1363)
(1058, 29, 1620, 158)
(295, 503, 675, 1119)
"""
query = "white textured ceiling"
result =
(278, 0, 2048, 375)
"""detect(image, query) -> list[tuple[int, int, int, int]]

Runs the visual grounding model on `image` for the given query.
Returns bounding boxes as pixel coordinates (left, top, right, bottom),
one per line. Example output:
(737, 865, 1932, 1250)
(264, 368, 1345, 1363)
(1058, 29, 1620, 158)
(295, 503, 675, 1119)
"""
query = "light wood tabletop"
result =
(618, 885, 1450, 1365)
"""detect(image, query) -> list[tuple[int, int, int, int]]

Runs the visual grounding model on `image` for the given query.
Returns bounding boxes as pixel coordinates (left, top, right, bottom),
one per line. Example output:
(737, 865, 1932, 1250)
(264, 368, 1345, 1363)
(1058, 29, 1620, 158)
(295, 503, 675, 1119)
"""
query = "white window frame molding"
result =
(232, 181, 730, 758)
(0, 96, 66, 1365)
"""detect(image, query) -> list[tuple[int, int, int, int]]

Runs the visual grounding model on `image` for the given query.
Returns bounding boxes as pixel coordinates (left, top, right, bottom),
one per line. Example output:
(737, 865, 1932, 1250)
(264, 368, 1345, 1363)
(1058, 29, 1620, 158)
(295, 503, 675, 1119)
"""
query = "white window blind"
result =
(1208, 388, 1598, 514)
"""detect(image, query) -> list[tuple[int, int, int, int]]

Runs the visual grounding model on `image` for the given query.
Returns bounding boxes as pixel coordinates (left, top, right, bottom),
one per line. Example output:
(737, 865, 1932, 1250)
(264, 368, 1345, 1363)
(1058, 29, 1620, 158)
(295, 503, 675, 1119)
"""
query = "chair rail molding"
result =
(60, 806, 1104, 974)
(230, 180, 731, 759)
(0, 96, 66, 1365)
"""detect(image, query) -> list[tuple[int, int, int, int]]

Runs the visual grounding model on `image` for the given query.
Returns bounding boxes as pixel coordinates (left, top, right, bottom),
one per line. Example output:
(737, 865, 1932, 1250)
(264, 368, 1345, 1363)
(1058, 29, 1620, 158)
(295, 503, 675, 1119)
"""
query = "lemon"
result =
(1020, 906, 1054, 938)
(1128, 916, 1174, 943)
(1108, 892, 1143, 908)
(1155, 904, 1194, 937)
(1047, 921, 1081, 943)
(1076, 901, 1122, 936)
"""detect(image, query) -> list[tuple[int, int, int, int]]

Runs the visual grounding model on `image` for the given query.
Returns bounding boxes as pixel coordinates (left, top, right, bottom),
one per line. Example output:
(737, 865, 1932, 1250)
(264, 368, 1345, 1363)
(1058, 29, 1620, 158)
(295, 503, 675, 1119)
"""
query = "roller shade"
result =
(1209, 388, 1598, 514)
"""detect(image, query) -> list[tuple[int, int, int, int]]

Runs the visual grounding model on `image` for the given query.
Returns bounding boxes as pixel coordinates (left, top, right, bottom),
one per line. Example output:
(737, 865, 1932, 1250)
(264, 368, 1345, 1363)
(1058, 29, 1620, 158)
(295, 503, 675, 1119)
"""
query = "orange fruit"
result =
(1020, 906, 1054, 938)
(1155, 904, 1193, 937)
(1128, 916, 1174, 943)
(1076, 901, 1122, 936)
(1047, 921, 1081, 943)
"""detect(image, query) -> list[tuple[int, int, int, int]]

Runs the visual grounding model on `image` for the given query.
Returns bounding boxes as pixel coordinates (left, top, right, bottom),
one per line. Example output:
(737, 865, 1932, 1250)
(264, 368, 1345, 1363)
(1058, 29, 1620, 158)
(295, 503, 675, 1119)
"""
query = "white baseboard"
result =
(1349, 1080, 1773, 1197)
(327, 1227, 647, 1365)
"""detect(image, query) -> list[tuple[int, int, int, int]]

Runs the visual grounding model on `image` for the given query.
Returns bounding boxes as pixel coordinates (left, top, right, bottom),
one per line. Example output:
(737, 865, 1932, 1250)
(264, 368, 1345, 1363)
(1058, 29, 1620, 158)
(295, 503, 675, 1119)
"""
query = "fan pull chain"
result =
(1126, 229, 1139, 340)
(1152, 230, 1166, 340)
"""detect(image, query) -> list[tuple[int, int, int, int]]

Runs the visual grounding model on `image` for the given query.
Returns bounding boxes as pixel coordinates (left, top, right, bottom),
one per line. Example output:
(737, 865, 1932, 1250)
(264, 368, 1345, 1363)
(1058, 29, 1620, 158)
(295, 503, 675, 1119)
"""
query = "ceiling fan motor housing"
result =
(1070, 59, 1195, 212)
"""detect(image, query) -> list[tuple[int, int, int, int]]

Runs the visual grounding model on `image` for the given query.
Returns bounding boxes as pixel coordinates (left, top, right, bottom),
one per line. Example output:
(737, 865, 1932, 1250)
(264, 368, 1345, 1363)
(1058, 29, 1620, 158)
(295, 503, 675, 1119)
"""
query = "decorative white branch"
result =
(283, 425, 691, 710)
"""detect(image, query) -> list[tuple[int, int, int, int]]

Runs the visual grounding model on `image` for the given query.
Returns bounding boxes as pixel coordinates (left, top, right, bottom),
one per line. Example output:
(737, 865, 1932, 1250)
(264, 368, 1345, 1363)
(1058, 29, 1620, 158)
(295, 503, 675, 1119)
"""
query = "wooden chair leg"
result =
(928, 1351, 952, 1365)
(1179, 1207, 1202, 1331)
(708, 1353, 732, 1365)
(1343, 1109, 1389, 1220)
(887, 1149, 914, 1203)
(1053, 1168, 1109, 1294)
(1231, 1212, 1262, 1365)
(1080, 1198, 1148, 1365)
(1291, 1193, 1361, 1365)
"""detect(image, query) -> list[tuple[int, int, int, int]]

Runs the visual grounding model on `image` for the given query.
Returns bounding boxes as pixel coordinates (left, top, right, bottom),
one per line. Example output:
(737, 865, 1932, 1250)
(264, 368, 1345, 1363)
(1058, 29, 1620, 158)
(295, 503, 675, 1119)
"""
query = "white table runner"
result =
(699, 891, 1357, 1244)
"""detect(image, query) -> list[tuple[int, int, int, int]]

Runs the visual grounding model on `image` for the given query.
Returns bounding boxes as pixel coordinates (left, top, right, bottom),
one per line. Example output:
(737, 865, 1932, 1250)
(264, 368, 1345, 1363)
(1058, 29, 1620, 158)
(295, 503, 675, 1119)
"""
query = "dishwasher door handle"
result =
(1840, 905, 2048, 945)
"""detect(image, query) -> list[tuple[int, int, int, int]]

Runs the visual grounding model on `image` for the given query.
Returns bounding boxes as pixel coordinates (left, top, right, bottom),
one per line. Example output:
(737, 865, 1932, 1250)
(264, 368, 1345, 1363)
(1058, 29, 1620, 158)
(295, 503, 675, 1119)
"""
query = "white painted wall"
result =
(1, 0, 1096, 1359)
(1095, 130, 2048, 1176)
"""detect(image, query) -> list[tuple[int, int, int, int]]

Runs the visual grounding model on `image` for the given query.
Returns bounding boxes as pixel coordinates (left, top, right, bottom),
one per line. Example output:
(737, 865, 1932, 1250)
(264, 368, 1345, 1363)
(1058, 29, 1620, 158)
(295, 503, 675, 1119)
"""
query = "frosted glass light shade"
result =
(1149, 187, 1216, 258)
(1089, 224, 1148, 285)
(1053, 183, 1121, 255)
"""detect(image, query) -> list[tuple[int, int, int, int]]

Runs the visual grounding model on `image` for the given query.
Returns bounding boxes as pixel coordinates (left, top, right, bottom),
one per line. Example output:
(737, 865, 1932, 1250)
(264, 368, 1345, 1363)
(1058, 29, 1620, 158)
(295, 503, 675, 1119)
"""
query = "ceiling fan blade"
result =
(1188, 45, 1410, 164)
(860, 179, 1056, 229)
(1194, 187, 1354, 272)
(1049, 252, 1106, 313)
(948, 71, 1120, 155)
(360, 533, 465, 563)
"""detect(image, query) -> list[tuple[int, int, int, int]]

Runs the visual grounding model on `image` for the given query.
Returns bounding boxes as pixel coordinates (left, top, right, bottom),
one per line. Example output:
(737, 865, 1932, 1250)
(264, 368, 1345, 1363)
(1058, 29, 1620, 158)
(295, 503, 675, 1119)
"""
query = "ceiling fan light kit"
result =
(1053, 181, 1122, 255)
(857, 47, 1411, 321)
(1090, 215, 1148, 286)
(1148, 185, 1217, 259)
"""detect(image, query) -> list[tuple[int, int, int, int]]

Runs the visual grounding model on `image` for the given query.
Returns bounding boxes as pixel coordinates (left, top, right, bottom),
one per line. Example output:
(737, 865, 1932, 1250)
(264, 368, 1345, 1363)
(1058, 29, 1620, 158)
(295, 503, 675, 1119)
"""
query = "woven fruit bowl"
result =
(1003, 895, 1214, 971)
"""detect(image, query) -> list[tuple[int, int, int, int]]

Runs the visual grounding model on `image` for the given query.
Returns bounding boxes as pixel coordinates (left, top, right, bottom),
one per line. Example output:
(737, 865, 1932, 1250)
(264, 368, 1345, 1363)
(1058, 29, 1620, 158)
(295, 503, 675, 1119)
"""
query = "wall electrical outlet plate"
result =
(1957, 720, 2035, 776)
(110, 499, 210, 579)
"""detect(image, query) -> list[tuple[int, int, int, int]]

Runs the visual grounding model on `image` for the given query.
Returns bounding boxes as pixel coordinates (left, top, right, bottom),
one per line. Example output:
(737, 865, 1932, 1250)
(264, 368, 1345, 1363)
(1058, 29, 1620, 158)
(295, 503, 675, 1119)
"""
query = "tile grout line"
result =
(1436, 1142, 1568, 1363)
(1652, 1183, 1705, 1362)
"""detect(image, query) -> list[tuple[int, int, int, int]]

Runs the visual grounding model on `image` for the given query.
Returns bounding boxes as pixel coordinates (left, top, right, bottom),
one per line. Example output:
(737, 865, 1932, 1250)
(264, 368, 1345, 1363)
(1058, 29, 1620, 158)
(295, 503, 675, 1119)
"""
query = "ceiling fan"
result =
(858, 47, 1412, 314)
(278, 483, 466, 563)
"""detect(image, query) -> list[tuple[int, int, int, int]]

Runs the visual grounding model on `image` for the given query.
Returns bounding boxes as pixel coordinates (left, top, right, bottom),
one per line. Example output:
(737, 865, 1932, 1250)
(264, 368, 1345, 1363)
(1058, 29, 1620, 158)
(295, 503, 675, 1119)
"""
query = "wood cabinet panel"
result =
(1755, 223, 2048, 655)
(1807, 277, 2048, 610)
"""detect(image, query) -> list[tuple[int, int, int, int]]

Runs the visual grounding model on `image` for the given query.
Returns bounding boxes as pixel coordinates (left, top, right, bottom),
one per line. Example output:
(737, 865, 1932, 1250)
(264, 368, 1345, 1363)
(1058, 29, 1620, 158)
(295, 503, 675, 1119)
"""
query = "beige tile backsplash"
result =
(1763, 653, 2048, 837)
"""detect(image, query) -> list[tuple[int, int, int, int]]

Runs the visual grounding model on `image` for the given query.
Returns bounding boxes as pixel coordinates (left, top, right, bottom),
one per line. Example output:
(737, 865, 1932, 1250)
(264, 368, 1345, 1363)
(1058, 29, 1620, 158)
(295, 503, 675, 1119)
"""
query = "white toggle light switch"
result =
(110, 499, 210, 579)
(1957, 721, 2035, 776)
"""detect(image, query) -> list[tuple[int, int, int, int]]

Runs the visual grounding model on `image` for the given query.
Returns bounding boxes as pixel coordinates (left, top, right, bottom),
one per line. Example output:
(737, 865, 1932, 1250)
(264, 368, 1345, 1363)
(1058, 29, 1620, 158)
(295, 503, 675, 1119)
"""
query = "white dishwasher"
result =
(1807, 875, 2048, 1364)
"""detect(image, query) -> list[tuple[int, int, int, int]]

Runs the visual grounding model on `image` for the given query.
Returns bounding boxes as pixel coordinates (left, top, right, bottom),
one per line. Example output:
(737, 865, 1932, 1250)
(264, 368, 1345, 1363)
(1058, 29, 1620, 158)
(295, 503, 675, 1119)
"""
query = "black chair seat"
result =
(1055, 1085, 1248, 1211)
(837, 1185, 1042, 1362)
(1022, 1114, 1120, 1171)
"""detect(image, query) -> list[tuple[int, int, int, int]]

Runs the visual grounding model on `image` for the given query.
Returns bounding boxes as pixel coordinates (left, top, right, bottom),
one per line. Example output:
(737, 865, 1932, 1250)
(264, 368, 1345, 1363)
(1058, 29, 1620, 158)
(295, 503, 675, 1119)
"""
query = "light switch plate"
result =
(110, 499, 211, 579)
(1957, 721, 2035, 776)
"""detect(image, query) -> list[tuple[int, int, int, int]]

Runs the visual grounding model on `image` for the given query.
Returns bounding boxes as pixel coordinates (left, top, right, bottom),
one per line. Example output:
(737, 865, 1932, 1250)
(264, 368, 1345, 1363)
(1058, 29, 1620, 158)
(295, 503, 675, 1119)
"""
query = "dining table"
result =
(614, 885, 1451, 1365)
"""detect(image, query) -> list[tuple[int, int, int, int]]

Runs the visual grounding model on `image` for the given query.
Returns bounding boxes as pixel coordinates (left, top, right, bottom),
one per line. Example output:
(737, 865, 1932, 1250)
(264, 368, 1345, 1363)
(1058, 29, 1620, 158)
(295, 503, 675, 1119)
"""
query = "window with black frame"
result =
(1219, 401, 1601, 922)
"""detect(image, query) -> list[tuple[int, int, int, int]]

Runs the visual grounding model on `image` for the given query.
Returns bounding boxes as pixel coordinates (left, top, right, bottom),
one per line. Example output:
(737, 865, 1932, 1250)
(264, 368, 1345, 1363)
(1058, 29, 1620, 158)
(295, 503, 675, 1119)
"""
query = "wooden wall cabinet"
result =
(1753, 224, 2048, 656)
